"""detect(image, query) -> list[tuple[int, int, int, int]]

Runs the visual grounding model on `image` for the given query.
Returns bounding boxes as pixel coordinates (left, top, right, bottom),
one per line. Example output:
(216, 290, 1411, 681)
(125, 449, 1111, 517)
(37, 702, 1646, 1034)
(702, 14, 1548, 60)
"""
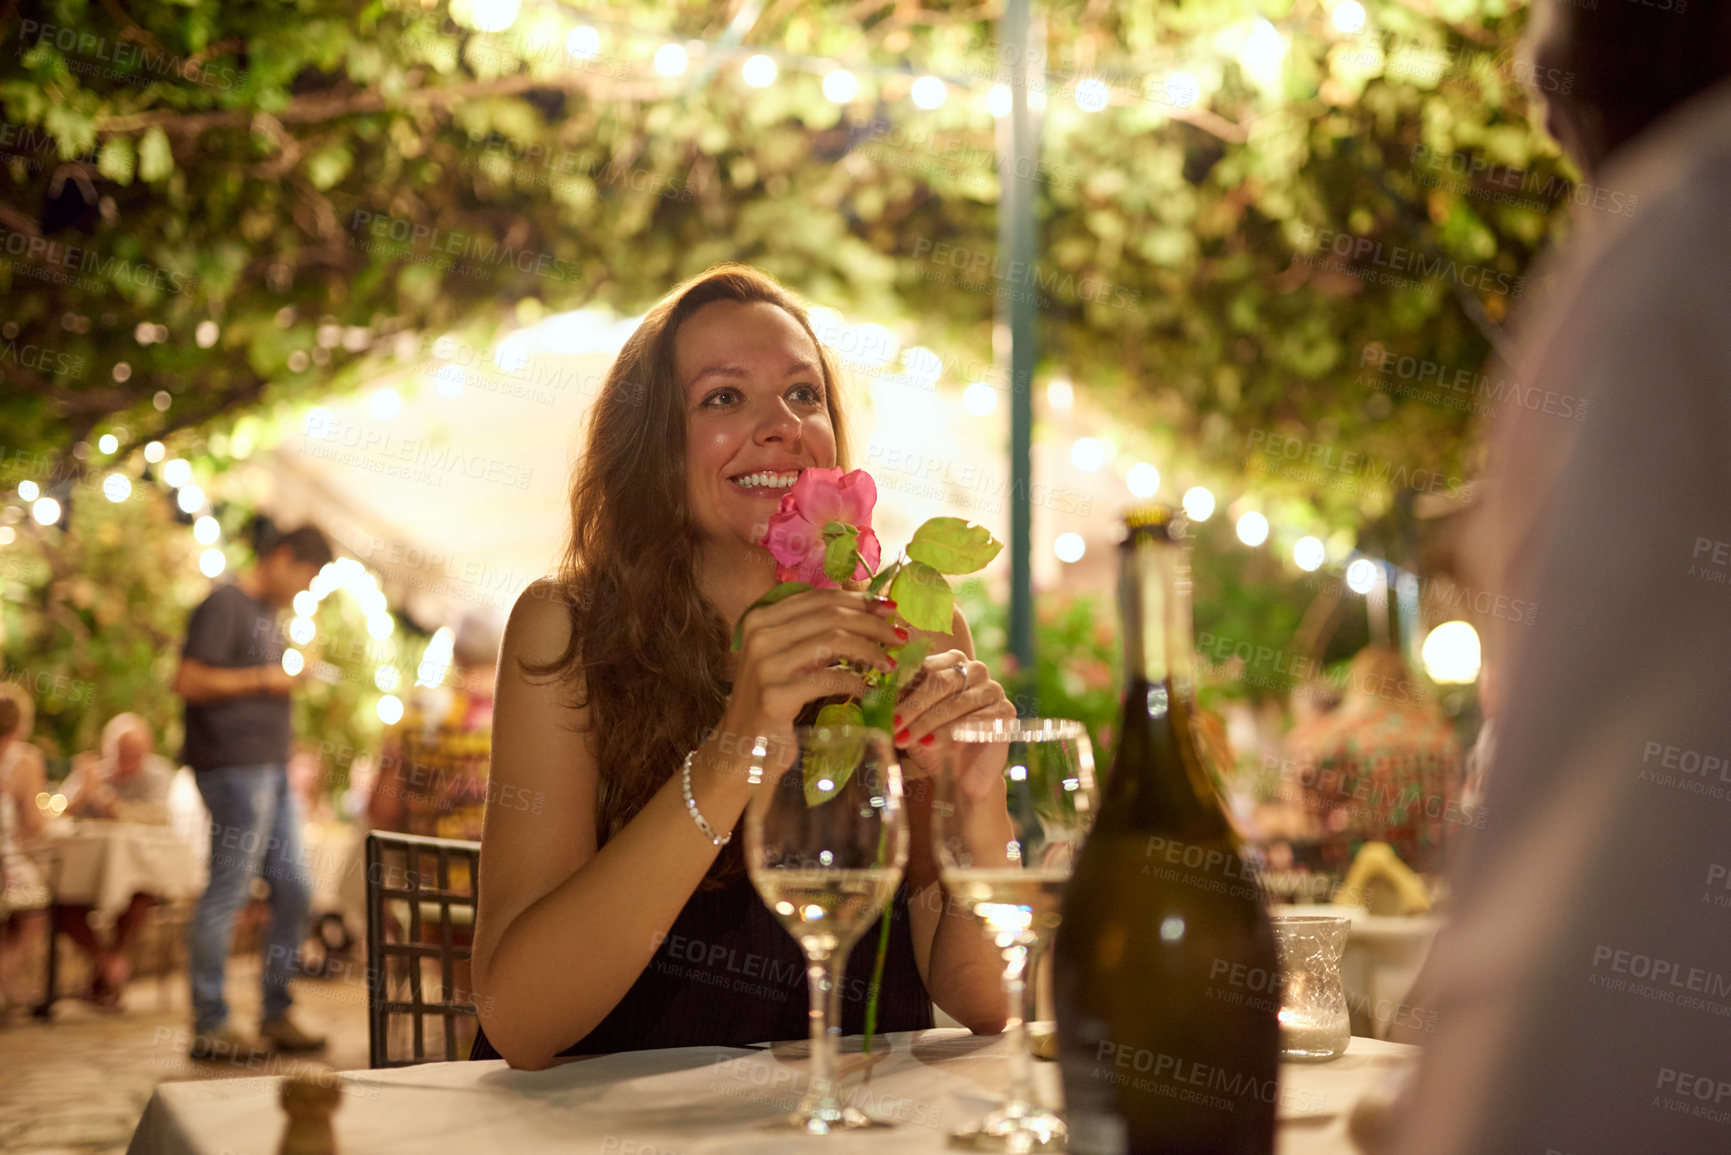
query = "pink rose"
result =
(762, 467, 882, 588)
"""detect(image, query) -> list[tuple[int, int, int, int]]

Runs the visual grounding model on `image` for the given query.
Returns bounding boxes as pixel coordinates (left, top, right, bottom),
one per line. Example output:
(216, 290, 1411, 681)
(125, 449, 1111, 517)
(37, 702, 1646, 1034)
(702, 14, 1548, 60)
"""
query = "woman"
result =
(470, 266, 1012, 1069)
(0, 686, 49, 1022)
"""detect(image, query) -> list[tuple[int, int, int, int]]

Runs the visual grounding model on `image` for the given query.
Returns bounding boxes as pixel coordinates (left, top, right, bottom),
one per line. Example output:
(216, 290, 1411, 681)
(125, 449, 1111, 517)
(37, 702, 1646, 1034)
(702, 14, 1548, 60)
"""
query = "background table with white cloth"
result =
(45, 819, 205, 922)
(128, 1027, 1415, 1155)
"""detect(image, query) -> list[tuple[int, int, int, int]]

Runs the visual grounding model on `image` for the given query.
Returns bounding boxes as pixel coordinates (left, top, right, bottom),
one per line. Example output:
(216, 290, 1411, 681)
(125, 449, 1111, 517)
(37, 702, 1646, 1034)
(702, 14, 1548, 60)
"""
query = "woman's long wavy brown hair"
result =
(529, 264, 853, 886)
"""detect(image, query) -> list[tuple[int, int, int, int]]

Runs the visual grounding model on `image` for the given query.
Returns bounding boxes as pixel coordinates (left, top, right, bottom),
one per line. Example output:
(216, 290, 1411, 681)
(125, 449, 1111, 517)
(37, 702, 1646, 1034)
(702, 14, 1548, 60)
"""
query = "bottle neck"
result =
(1120, 535, 1196, 701)
(1109, 530, 1232, 839)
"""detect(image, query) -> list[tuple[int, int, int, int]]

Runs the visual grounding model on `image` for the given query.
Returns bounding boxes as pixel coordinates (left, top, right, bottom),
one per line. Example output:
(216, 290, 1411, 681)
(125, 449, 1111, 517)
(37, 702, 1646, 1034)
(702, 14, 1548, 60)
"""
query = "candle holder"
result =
(1272, 914, 1351, 1062)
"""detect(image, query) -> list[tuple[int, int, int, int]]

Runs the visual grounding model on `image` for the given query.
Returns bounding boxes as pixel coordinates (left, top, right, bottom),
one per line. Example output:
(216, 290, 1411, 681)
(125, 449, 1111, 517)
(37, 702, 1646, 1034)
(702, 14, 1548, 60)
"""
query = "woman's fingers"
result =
(894, 653, 983, 741)
(758, 628, 898, 681)
(741, 587, 894, 635)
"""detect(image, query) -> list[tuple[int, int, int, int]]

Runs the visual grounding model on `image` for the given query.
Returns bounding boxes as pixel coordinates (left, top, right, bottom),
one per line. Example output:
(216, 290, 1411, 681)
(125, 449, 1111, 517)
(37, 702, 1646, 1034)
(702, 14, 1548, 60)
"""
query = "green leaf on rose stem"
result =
(822, 524, 861, 585)
(731, 581, 812, 651)
(906, 517, 1003, 575)
(867, 560, 900, 595)
(889, 561, 953, 633)
(804, 703, 866, 806)
(861, 681, 897, 733)
(891, 636, 931, 695)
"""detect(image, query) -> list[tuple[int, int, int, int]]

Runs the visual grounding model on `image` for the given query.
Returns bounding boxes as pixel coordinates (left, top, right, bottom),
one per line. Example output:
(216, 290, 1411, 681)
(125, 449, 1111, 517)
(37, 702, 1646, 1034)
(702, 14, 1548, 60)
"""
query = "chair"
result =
(364, 831, 481, 1067)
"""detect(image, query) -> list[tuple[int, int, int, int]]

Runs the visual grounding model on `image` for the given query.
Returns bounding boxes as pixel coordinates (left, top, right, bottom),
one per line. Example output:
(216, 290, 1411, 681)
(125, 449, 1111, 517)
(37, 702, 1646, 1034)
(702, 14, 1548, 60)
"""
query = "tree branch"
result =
(94, 71, 672, 136)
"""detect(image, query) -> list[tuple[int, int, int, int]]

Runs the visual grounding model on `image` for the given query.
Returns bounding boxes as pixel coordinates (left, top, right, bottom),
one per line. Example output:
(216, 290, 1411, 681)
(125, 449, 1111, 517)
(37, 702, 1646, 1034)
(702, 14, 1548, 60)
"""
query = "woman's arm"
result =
(9, 744, 48, 840)
(470, 582, 903, 1070)
(897, 608, 1014, 1035)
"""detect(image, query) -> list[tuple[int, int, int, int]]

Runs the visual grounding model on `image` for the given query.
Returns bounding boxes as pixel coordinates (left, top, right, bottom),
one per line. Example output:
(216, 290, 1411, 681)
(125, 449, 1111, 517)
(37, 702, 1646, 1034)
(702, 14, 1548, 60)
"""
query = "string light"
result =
(1054, 533, 1086, 563)
(822, 69, 858, 103)
(1126, 463, 1161, 498)
(162, 458, 192, 488)
(1070, 437, 1107, 472)
(1182, 486, 1215, 521)
(1332, 1, 1367, 34)
(988, 84, 1012, 117)
(1346, 558, 1379, 594)
(963, 382, 999, 416)
(1074, 77, 1110, 112)
(566, 25, 600, 61)
(1235, 511, 1269, 546)
(654, 43, 689, 77)
(17, 480, 39, 502)
(177, 484, 205, 514)
(910, 76, 947, 109)
(1293, 536, 1326, 571)
(31, 497, 61, 526)
(102, 474, 131, 503)
(199, 547, 226, 577)
(144, 441, 165, 464)
(1422, 621, 1481, 684)
(742, 54, 777, 87)
(98, 434, 119, 454)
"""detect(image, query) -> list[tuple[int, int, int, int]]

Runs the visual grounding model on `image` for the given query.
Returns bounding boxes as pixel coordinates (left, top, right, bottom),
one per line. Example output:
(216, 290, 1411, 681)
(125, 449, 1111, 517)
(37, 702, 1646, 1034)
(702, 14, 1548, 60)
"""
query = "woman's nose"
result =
(754, 399, 801, 443)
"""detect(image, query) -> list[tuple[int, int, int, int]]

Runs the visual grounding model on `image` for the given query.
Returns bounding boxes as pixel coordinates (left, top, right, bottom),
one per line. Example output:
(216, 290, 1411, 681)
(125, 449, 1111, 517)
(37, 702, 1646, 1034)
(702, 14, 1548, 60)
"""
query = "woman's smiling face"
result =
(677, 299, 838, 555)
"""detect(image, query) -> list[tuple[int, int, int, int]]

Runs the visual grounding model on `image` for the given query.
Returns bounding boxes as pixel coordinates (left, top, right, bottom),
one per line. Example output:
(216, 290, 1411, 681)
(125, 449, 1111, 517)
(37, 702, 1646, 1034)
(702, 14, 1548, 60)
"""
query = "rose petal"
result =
(789, 466, 848, 525)
(836, 470, 878, 527)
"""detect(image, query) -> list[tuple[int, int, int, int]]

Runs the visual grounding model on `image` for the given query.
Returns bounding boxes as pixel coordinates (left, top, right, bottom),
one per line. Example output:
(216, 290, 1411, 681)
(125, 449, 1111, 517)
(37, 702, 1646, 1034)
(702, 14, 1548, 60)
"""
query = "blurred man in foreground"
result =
(1381, 2, 1731, 1152)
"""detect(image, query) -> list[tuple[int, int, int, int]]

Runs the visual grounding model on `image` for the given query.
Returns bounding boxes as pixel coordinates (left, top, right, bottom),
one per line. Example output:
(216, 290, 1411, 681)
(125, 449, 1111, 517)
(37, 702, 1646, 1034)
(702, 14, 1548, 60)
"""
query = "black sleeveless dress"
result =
(469, 870, 934, 1058)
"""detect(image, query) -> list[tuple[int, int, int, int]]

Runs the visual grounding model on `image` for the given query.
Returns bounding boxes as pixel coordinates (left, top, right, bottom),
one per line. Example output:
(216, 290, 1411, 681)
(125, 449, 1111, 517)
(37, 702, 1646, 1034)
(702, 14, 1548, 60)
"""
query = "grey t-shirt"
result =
(180, 584, 292, 772)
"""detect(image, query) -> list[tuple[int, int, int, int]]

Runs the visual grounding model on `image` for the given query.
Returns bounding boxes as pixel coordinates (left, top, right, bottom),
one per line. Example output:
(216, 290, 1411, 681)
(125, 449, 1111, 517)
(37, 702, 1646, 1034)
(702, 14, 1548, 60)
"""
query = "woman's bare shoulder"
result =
(502, 579, 582, 668)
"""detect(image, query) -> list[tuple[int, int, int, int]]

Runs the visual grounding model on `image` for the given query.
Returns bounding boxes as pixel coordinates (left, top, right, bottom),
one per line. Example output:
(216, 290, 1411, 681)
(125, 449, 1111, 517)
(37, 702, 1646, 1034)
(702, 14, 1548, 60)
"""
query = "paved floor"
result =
(0, 956, 371, 1155)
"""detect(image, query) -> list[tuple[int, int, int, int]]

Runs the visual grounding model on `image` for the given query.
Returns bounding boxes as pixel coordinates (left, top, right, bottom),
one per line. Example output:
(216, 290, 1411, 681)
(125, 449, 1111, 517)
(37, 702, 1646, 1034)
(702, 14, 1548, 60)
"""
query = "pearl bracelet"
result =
(681, 748, 730, 847)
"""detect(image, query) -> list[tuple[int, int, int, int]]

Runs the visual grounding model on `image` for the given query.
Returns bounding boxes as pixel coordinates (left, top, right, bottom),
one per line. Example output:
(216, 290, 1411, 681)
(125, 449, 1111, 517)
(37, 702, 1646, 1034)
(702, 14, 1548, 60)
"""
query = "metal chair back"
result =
(364, 831, 481, 1067)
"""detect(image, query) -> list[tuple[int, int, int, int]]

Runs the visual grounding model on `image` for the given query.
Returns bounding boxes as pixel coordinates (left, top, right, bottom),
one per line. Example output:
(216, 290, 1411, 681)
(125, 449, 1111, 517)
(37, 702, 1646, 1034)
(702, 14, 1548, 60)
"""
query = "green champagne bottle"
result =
(1053, 507, 1280, 1154)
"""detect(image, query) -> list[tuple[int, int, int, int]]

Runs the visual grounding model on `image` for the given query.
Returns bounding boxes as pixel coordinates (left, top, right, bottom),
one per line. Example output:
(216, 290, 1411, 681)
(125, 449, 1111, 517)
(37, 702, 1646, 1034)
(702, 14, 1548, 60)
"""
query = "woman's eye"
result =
(791, 384, 822, 404)
(702, 389, 738, 407)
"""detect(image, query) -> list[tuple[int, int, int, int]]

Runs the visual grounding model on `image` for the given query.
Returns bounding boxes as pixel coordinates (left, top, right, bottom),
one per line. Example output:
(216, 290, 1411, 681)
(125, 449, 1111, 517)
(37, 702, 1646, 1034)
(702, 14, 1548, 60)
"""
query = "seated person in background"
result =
(1281, 645, 1463, 876)
(57, 713, 177, 1008)
(0, 687, 50, 1022)
(368, 608, 501, 844)
(65, 713, 176, 824)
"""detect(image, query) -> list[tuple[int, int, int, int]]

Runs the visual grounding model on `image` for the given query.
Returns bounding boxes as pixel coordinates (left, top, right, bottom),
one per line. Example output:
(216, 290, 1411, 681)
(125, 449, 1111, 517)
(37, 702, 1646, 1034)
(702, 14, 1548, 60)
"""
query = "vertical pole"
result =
(999, 0, 1038, 705)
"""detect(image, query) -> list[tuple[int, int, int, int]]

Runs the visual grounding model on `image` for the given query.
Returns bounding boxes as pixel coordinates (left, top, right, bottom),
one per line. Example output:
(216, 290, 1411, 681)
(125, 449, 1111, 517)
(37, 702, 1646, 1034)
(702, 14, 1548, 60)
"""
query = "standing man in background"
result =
(175, 522, 333, 1059)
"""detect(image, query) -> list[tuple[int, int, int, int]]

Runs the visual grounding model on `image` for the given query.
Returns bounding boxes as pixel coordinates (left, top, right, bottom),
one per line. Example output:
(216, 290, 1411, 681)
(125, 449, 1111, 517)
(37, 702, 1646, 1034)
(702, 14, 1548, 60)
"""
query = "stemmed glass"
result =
(745, 724, 909, 1134)
(935, 717, 1098, 1152)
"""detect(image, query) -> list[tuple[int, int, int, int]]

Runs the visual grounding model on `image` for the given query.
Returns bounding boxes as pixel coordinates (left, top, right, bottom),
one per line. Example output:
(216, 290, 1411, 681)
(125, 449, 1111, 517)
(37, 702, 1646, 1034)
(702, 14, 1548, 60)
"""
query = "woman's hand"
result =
(891, 649, 1016, 790)
(724, 588, 905, 773)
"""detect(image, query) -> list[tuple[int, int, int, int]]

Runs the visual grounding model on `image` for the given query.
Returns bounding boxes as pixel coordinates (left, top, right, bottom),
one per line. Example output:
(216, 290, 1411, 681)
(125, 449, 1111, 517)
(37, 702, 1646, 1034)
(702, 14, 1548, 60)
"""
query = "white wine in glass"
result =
(745, 724, 908, 1134)
(936, 717, 1098, 1152)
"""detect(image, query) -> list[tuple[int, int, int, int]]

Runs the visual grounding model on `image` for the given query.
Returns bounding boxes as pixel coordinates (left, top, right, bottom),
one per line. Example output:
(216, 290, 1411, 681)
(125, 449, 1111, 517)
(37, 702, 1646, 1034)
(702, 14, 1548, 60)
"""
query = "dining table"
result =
(127, 1026, 1416, 1155)
(35, 818, 205, 1014)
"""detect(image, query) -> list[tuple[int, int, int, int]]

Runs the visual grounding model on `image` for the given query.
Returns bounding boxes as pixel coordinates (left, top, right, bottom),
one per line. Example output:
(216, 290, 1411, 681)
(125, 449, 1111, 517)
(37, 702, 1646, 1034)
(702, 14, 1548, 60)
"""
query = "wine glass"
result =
(744, 724, 909, 1134)
(934, 717, 1099, 1152)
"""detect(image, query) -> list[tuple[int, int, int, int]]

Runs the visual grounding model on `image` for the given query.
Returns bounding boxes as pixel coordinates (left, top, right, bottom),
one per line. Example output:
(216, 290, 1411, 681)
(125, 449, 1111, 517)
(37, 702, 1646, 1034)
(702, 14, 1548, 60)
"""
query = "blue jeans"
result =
(188, 764, 311, 1033)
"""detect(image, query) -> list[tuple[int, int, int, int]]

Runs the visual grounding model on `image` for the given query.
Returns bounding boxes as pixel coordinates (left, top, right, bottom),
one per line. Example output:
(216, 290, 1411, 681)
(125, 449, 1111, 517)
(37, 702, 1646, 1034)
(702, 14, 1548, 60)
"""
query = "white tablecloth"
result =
(127, 1028, 1415, 1155)
(46, 820, 205, 922)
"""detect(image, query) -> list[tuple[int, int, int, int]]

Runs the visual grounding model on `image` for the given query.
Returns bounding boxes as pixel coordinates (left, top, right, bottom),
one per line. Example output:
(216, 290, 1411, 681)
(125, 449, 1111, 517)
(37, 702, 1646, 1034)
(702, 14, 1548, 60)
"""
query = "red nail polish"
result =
(919, 733, 935, 747)
(893, 713, 902, 728)
(893, 626, 909, 642)
(895, 727, 911, 744)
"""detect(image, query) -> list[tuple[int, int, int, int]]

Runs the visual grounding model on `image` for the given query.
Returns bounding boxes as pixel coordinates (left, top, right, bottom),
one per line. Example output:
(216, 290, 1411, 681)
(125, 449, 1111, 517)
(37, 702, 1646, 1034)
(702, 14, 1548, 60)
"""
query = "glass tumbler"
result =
(1272, 914, 1351, 1061)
